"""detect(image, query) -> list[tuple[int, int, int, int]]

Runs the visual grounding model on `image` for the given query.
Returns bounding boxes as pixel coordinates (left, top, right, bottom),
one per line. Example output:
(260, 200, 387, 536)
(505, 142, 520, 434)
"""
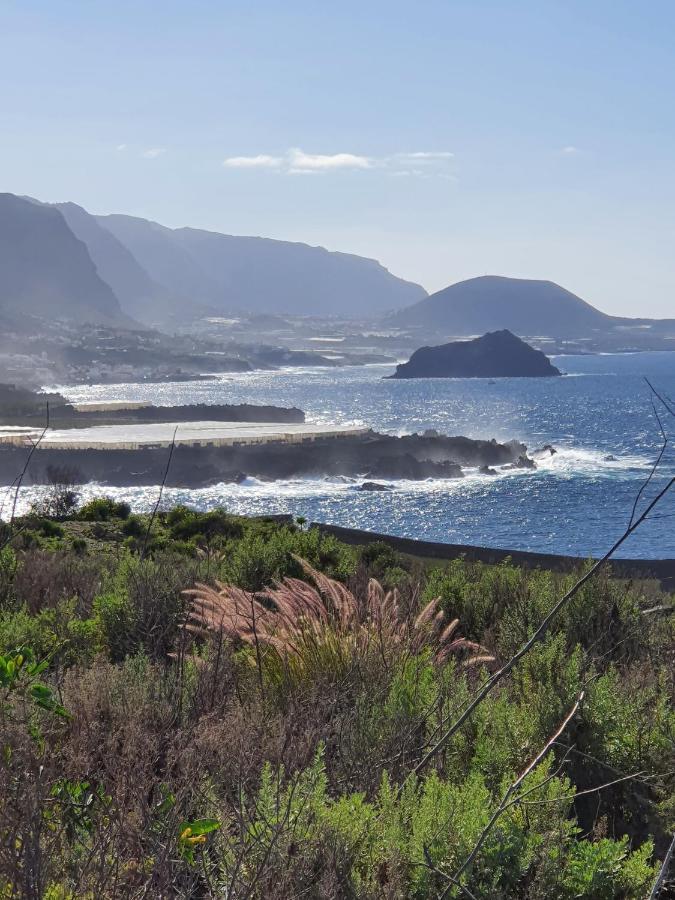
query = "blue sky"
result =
(1, 0, 674, 316)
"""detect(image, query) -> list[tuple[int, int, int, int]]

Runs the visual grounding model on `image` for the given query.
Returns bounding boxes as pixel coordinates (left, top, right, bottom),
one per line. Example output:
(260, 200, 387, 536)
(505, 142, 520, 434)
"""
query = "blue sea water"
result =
(43, 351, 675, 559)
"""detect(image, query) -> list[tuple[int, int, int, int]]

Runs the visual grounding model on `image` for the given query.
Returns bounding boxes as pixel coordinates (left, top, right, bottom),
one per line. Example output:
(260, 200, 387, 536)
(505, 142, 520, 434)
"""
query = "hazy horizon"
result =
(3, 1, 675, 317)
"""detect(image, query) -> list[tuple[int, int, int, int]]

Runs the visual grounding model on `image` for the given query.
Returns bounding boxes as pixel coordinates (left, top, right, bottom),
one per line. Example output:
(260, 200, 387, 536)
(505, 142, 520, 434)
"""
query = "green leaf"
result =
(29, 683, 71, 719)
(180, 818, 220, 837)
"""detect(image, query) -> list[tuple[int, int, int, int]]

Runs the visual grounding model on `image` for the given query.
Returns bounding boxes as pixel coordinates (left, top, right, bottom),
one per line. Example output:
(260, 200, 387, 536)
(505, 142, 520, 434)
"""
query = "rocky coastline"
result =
(0, 430, 535, 488)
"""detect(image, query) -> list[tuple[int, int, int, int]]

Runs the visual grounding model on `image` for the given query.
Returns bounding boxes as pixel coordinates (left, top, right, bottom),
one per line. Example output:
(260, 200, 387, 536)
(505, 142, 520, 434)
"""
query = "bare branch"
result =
(1, 403, 50, 551)
(629, 400, 669, 528)
(441, 692, 584, 898)
(140, 426, 178, 561)
(519, 770, 645, 806)
(10, 403, 50, 527)
(414, 473, 674, 777)
(645, 377, 675, 419)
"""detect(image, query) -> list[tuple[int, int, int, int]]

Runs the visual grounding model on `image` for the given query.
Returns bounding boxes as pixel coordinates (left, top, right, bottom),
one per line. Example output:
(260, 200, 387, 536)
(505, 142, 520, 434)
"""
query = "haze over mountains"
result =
(0, 192, 426, 329)
(0, 194, 130, 328)
(97, 213, 427, 323)
(1, 191, 674, 352)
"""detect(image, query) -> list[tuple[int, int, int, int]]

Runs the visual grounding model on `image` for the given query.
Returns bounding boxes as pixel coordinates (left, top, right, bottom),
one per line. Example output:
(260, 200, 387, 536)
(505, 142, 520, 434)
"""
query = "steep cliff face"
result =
(0, 194, 130, 326)
(389, 330, 562, 378)
(97, 213, 427, 319)
(55, 202, 182, 326)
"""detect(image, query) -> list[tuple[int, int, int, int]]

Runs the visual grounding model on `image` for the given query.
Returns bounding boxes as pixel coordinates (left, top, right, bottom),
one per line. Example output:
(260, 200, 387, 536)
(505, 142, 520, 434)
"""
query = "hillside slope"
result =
(0, 194, 131, 327)
(389, 275, 611, 338)
(54, 202, 190, 326)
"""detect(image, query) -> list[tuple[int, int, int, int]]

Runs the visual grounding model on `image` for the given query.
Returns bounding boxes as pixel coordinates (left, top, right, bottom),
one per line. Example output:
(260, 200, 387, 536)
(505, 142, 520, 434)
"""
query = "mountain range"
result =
(1, 192, 674, 348)
(0, 193, 426, 330)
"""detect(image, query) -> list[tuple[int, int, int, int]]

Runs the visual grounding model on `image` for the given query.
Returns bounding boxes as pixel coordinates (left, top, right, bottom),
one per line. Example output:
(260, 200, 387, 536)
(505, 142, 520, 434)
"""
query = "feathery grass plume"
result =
(183, 557, 494, 683)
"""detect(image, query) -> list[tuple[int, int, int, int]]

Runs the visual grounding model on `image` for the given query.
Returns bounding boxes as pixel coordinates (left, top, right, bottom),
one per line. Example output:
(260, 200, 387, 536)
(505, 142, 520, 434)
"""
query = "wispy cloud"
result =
(223, 154, 283, 169)
(222, 147, 454, 177)
(116, 143, 127, 152)
(288, 148, 372, 172)
(142, 147, 167, 159)
(560, 145, 580, 155)
(395, 151, 454, 161)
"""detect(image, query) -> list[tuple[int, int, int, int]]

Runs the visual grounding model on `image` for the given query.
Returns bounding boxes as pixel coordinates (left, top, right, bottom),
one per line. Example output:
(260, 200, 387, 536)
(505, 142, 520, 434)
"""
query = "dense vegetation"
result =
(0, 500, 673, 898)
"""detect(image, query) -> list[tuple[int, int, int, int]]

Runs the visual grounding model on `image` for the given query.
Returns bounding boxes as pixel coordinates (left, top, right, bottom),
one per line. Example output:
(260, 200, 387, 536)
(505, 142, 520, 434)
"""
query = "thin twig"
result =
(645, 377, 675, 419)
(629, 400, 668, 528)
(414, 474, 674, 776)
(519, 770, 644, 806)
(650, 831, 675, 900)
(419, 846, 478, 900)
(140, 426, 178, 561)
(0, 404, 50, 551)
(441, 692, 584, 898)
(10, 403, 50, 527)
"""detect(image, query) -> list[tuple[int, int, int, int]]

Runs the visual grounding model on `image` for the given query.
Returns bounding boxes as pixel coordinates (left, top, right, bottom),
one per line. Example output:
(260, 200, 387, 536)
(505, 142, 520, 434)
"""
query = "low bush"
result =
(0, 508, 671, 898)
(77, 496, 131, 521)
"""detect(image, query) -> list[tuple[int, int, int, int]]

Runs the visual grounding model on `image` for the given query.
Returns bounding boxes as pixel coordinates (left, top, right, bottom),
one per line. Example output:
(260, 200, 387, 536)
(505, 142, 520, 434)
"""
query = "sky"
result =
(1, 0, 674, 317)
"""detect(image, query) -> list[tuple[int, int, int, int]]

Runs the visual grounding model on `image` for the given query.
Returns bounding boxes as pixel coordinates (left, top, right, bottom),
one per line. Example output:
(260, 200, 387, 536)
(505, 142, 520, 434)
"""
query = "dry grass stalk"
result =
(183, 556, 494, 670)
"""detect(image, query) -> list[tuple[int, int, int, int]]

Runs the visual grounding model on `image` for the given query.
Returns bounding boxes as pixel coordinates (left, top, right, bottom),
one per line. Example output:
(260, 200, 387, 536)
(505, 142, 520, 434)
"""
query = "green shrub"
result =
(0, 599, 102, 666)
(167, 506, 243, 543)
(93, 552, 194, 660)
(36, 518, 64, 538)
(78, 497, 131, 521)
(120, 514, 145, 538)
(219, 525, 356, 590)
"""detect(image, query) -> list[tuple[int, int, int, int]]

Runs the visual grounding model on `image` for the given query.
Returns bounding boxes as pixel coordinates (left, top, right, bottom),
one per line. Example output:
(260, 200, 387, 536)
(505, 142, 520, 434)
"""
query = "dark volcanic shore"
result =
(0, 394, 304, 428)
(0, 431, 531, 488)
(49, 403, 305, 427)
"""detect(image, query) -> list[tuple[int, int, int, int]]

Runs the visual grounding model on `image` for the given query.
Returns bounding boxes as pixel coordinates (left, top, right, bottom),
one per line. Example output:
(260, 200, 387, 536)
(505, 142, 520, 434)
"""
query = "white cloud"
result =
(220, 147, 455, 177)
(223, 154, 283, 168)
(116, 143, 127, 152)
(561, 145, 580, 155)
(287, 148, 373, 171)
(142, 147, 167, 159)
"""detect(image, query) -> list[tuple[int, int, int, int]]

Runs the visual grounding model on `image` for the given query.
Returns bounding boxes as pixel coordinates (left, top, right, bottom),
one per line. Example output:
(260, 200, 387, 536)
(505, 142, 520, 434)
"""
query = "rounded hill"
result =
(389, 275, 611, 338)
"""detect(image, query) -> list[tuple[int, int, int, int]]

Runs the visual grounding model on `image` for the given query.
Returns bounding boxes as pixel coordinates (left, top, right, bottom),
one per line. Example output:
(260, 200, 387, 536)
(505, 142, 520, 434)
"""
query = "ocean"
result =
(29, 351, 675, 559)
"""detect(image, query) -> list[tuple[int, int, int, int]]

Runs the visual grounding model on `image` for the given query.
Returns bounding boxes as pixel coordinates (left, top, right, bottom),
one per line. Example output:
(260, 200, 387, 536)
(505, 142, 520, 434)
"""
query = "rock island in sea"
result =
(388, 330, 562, 379)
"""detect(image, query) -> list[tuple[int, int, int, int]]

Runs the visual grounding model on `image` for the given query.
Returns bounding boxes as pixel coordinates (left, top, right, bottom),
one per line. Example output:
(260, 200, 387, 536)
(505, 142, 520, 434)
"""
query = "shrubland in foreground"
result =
(0, 501, 673, 898)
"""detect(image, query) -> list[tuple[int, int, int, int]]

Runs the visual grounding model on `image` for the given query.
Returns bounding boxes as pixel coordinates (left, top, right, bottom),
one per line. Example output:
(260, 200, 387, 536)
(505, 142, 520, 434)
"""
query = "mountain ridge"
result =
(96, 213, 427, 321)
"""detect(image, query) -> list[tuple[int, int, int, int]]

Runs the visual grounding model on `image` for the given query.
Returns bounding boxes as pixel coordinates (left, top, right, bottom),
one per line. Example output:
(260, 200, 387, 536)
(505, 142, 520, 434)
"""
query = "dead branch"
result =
(439, 692, 584, 898)
(629, 400, 668, 528)
(0, 403, 50, 551)
(414, 471, 674, 777)
(140, 425, 178, 561)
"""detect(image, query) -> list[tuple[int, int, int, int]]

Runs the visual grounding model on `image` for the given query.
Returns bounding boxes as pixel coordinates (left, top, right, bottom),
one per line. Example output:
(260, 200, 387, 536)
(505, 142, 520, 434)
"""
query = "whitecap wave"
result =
(532, 446, 654, 477)
(2, 443, 659, 522)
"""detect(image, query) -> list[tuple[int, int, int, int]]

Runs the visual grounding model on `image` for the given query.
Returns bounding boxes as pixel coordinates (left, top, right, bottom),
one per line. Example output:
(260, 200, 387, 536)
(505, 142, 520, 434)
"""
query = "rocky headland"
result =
(0, 430, 535, 488)
(389, 330, 562, 379)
